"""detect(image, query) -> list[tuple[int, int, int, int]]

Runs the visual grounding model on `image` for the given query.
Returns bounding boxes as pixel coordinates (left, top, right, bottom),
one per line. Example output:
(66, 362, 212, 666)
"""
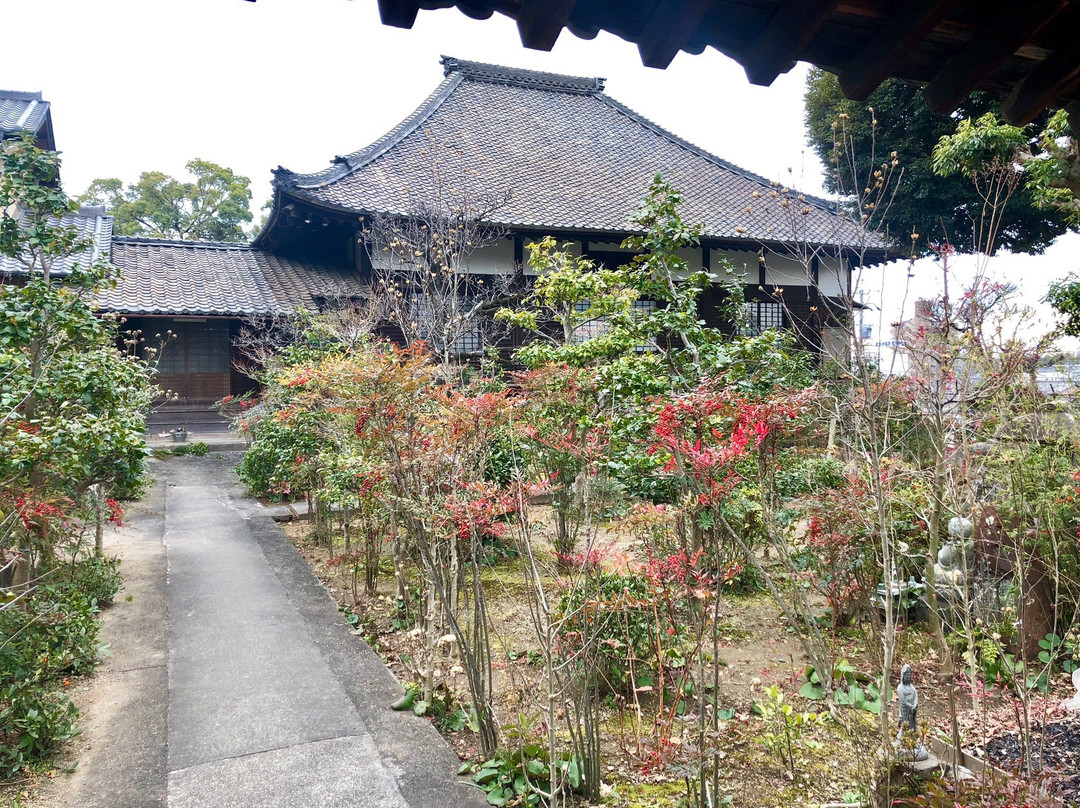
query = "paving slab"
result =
(165, 481, 363, 770)
(168, 736, 407, 808)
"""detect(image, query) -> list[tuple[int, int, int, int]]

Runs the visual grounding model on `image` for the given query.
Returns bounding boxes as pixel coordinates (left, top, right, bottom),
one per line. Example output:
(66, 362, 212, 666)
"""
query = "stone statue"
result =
(896, 664, 928, 761)
(934, 518, 974, 596)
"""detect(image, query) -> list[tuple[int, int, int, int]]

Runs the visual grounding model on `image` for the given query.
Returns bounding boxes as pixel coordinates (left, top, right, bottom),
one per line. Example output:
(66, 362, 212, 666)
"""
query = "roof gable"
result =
(0, 90, 55, 149)
(268, 57, 877, 251)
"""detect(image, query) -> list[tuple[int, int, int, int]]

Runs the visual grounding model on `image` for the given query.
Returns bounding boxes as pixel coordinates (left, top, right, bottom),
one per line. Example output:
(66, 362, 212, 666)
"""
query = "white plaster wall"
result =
(366, 236, 518, 275)
(755, 250, 847, 296)
(467, 237, 516, 275)
(816, 259, 847, 297)
(711, 248, 759, 284)
(762, 252, 813, 287)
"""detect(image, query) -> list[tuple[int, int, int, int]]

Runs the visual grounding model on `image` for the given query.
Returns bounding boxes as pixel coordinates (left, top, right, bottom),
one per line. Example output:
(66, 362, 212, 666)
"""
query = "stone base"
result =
(905, 753, 940, 775)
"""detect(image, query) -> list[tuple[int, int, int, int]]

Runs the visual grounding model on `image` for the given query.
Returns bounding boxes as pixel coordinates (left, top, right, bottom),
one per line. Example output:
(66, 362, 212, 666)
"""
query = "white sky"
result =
(4, 0, 1078, 343)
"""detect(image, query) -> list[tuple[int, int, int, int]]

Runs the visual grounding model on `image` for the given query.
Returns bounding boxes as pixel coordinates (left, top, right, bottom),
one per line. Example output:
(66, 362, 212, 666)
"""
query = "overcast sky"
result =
(4, 0, 1078, 344)
(3, 0, 823, 207)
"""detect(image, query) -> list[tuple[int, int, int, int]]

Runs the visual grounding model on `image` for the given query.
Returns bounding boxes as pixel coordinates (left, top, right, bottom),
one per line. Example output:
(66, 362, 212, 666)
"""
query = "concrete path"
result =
(60, 453, 486, 808)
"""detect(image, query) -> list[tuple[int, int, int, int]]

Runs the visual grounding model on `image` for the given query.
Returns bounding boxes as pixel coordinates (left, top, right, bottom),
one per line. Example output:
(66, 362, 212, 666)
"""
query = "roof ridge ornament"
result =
(439, 55, 605, 93)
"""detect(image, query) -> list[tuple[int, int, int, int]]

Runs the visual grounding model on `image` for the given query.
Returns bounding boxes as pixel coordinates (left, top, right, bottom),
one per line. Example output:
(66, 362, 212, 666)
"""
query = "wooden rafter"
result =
(923, 0, 1067, 116)
(373, 0, 1080, 119)
(377, 0, 421, 29)
(517, 0, 576, 51)
(1002, 39, 1080, 124)
(838, 0, 948, 101)
(742, 0, 840, 86)
(637, 0, 713, 70)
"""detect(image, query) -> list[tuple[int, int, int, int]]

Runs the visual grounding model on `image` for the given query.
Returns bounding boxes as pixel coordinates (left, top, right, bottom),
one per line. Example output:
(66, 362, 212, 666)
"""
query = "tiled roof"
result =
(0, 206, 111, 276)
(0, 90, 51, 139)
(100, 239, 366, 316)
(270, 56, 878, 250)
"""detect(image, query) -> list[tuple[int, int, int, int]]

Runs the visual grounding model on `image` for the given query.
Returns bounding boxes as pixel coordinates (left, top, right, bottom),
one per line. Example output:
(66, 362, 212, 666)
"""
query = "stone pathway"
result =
(59, 452, 484, 808)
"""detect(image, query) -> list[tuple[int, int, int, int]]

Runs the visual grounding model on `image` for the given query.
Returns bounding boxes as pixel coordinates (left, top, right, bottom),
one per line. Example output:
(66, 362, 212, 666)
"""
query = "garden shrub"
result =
(0, 559, 116, 776)
(792, 516, 873, 628)
(236, 417, 322, 498)
(775, 452, 846, 498)
(64, 555, 123, 607)
(0, 676, 79, 778)
(556, 562, 694, 694)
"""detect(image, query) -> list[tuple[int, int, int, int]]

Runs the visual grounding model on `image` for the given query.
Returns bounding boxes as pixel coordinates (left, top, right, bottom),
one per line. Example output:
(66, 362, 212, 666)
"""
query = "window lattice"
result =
(741, 301, 785, 335)
(410, 292, 483, 355)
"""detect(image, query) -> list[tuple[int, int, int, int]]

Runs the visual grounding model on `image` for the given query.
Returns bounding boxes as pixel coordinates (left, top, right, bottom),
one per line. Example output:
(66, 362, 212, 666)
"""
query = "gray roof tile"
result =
(0, 206, 111, 276)
(100, 239, 366, 316)
(271, 57, 879, 250)
(0, 90, 52, 140)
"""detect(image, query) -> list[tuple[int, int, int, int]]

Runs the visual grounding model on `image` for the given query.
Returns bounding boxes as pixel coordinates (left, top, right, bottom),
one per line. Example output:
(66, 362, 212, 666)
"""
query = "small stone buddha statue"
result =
(934, 517, 973, 595)
(896, 664, 928, 761)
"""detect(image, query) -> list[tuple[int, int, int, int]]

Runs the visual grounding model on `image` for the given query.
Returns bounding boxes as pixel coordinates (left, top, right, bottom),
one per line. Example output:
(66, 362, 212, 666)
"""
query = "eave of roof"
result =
(375, 1, 1080, 125)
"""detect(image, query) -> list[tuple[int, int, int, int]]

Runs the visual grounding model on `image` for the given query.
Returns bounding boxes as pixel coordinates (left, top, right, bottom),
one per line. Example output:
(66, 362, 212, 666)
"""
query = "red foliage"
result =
(105, 498, 124, 527)
(15, 494, 74, 538)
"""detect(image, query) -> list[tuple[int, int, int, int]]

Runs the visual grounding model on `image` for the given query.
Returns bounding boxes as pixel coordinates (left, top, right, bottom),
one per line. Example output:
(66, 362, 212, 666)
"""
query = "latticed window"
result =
(450, 323, 482, 354)
(570, 298, 657, 345)
(410, 292, 483, 355)
(571, 301, 607, 344)
(741, 301, 785, 335)
(157, 320, 230, 374)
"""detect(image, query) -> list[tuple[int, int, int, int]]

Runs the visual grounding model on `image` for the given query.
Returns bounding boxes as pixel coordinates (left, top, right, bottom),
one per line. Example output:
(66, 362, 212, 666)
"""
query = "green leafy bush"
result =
(775, 453, 846, 498)
(0, 676, 79, 778)
(0, 560, 117, 776)
(460, 744, 582, 807)
(556, 566, 688, 693)
(65, 556, 123, 607)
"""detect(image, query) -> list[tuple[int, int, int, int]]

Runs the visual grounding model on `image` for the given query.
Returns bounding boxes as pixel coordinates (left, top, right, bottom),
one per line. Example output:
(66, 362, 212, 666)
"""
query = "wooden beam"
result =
(377, 0, 420, 29)
(742, 0, 841, 87)
(1002, 40, 1080, 124)
(924, 0, 1066, 116)
(637, 0, 713, 70)
(838, 0, 948, 101)
(517, 0, 576, 51)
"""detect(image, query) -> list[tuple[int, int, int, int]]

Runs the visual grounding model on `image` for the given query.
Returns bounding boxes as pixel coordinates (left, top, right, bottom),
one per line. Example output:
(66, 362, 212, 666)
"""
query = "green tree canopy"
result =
(804, 69, 1072, 254)
(79, 158, 253, 241)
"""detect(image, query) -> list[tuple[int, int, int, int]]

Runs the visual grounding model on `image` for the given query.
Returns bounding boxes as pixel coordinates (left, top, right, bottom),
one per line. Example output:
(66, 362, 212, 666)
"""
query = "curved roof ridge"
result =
(440, 55, 605, 93)
(594, 92, 837, 214)
(275, 73, 464, 190)
(112, 236, 254, 249)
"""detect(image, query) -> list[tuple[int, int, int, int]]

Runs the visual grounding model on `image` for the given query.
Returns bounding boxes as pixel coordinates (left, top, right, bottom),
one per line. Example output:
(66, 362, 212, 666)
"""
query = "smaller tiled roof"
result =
(0, 206, 111, 276)
(0, 90, 52, 142)
(101, 239, 366, 317)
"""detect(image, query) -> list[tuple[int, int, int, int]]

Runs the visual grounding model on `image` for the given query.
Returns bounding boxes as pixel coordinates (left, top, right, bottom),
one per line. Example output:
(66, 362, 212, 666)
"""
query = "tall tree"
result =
(79, 158, 253, 241)
(804, 69, 1072, 254)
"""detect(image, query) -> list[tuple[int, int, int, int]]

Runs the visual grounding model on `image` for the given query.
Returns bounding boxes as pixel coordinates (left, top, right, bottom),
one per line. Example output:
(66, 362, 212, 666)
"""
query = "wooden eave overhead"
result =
(372, 0, 1080, 123)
